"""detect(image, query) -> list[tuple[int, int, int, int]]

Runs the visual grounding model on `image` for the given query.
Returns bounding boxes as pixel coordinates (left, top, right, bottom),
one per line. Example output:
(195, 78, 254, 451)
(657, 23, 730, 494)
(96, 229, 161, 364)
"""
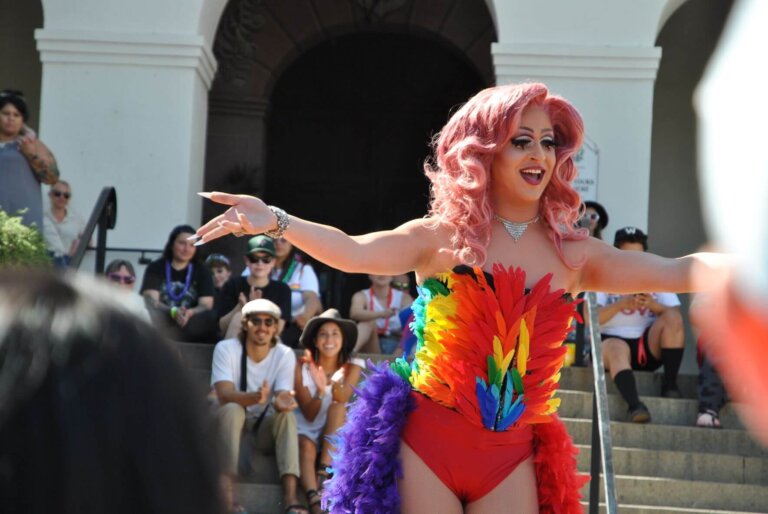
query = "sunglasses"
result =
(107, 273, 136, 285)
(51, 191, 71, 199)
(392, 281, 409, 291)
(247, 317, 276, 327)
(247, 254, 274, 265)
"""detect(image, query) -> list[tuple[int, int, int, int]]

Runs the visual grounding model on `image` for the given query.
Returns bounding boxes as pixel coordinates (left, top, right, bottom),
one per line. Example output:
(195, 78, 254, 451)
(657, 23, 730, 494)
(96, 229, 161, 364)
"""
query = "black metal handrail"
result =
(69, 186, 117, 273)
(584, 292, 618, 513)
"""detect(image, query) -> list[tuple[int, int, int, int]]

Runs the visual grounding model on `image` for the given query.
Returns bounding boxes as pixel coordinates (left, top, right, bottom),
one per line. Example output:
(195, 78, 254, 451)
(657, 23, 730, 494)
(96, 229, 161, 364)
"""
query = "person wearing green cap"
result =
(216, 235, 292, 340)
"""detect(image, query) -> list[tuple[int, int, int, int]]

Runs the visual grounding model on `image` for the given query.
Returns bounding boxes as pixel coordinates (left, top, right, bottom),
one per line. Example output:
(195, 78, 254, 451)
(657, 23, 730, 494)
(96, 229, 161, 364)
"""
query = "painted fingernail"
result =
(186, 234, 200, 241)
(197, 192, 213, 198)
(193, 240, 205, 247)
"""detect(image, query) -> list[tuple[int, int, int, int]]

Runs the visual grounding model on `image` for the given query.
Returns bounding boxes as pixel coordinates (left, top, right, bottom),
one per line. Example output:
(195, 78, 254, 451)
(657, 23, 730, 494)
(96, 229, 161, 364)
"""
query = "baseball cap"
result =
(246, 235, 275, 256)
(614, 226, 648, 250)
(241, 298, 281, 320)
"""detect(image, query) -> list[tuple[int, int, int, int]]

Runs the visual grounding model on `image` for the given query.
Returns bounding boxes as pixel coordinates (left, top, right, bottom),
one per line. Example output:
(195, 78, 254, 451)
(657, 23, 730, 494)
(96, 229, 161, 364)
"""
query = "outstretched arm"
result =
(577, 238, 728, 294)
(194, 192, 445, 277)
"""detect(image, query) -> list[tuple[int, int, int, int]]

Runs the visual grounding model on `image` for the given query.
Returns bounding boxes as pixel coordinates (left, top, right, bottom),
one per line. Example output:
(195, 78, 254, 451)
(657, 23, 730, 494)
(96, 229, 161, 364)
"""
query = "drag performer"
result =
(193, 82, 723, 513)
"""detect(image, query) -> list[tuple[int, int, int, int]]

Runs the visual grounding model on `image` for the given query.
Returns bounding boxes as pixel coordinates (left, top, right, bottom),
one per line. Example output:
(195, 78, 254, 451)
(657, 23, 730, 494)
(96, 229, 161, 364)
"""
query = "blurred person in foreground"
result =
(0, 270, 223, 514)
(694, 0, 768, 445)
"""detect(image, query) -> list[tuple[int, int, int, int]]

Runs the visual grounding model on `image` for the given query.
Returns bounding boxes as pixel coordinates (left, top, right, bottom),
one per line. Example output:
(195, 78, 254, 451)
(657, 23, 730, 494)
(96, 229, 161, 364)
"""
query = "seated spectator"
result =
(597, 227, 685, 423)
(0, 269, 222, 514)
(104, 259, 150, 322)
(294, 309, 364, 513)
(141, 224, 217, 343)
(271, 236, 322, 347)
(0, 89, 59, 230)
(218, 236, 292, 340)
(212, 299, 303, 514)
(695, 339, 727, 428)
(690, 294, 727, 428)
(42, 180, 85, 269)
(581, 200, 609, 240)
(349, 274, 414, 354)
(205, 252, 232, 305)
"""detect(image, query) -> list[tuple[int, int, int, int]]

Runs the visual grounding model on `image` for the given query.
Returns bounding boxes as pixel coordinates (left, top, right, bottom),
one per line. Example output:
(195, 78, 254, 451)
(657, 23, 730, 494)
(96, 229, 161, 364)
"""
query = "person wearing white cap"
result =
(211, 298, 304, 514)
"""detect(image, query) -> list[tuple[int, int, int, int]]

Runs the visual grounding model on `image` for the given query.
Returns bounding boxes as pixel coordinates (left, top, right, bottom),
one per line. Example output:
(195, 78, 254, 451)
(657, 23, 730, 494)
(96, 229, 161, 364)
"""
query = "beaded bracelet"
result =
(265, 205, 290, 239)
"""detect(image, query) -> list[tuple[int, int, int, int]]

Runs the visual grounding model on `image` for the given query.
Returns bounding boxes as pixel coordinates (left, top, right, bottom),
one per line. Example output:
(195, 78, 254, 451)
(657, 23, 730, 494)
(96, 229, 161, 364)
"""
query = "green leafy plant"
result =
(0, 208, 51, 267)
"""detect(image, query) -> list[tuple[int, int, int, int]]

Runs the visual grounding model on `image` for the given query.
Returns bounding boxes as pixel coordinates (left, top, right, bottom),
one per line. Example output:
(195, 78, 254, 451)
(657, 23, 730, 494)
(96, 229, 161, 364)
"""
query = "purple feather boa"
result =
(322, 362, 415, 513)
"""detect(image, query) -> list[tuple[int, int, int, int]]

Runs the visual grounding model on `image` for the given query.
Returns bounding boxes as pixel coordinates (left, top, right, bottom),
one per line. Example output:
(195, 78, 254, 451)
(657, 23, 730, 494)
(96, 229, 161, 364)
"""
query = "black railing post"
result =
(95, 209, 109, 274)
(575, 295, 586, 366)
(69, 187, 117, 271)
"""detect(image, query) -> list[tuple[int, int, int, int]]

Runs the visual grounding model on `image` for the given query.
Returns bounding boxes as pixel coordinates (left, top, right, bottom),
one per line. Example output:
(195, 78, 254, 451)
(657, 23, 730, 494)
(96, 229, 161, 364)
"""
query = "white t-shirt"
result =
(596, 292, 681, 339)
(211, 338, 296, 418)
(270, 262, 320, 317)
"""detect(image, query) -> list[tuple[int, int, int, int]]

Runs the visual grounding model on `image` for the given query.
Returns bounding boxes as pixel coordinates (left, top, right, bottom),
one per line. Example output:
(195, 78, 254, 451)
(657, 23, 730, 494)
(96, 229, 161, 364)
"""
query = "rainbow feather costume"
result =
(392, 264, 575, 430)
(324, 265, 587, 513)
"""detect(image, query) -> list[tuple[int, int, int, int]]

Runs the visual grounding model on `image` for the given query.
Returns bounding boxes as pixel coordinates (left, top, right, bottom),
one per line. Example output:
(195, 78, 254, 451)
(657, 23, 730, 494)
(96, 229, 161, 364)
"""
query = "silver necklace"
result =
(494, 213, 540, 242)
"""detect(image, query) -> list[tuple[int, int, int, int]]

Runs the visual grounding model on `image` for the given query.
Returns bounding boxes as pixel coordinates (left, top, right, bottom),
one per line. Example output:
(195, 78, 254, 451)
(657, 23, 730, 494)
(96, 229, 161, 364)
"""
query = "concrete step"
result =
(561, 365, 698, 399)
(582, 502, 762, 514)
(558, 389, 744, 429)
(575, 445, 768, 485)
(237, 479, 768, 514)
(564, 418, 768, 457)
(581, 475, 768, 512)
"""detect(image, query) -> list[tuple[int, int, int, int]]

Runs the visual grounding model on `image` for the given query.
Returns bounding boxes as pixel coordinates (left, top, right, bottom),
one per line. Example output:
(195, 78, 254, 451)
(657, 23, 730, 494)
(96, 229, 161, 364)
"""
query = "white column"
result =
(35, 29, 216, 253)
(492, 43, 661, 231)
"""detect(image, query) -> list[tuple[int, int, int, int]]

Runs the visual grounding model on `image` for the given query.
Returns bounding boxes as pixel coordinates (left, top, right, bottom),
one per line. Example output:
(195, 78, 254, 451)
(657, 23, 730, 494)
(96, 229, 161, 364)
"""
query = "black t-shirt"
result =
(140, 259, 214, 309)
(216, 276, 292, 323)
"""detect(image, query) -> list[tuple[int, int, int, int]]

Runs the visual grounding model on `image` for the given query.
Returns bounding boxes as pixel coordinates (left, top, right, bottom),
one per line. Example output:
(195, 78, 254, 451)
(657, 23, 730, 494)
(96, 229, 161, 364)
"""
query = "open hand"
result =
(308, 361, 328, 391)
(273, 390, 297, 411)
(193, 193, 276, 244)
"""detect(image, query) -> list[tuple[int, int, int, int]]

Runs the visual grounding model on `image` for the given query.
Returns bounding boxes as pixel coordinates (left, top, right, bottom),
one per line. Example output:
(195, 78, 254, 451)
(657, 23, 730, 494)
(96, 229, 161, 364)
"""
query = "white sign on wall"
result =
(573, 136, 599, 201)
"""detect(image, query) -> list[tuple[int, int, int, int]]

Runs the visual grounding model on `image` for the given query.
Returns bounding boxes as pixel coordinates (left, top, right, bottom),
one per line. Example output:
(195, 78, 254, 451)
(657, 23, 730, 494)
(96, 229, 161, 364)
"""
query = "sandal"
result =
(306, 489, 327, 514)
(696, 409, 722, 428)
(316, 463, 333, 491)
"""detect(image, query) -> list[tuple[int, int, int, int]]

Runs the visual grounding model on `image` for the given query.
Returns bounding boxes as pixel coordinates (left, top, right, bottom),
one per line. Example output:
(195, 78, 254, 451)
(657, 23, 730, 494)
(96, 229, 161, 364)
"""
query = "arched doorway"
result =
(265, 31, 486, 310)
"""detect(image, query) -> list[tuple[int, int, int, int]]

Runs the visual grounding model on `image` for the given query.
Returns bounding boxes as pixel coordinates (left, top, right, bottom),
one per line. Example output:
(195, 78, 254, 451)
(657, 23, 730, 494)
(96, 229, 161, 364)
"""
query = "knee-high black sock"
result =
(661, 348, 684, 391)
(614, 370, 641, 410)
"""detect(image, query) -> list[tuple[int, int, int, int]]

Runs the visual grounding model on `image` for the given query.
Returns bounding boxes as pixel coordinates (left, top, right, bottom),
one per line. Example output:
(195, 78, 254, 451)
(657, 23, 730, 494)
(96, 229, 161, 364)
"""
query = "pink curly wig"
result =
(425, 82, 586, 267)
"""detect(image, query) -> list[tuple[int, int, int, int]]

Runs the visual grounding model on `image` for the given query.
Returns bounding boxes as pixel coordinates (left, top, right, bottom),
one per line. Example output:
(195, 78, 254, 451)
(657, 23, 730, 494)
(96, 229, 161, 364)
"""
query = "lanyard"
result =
(279, 258, 298, 284)
(165, 260, 193, 304)
(370, 287, 393, 335)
